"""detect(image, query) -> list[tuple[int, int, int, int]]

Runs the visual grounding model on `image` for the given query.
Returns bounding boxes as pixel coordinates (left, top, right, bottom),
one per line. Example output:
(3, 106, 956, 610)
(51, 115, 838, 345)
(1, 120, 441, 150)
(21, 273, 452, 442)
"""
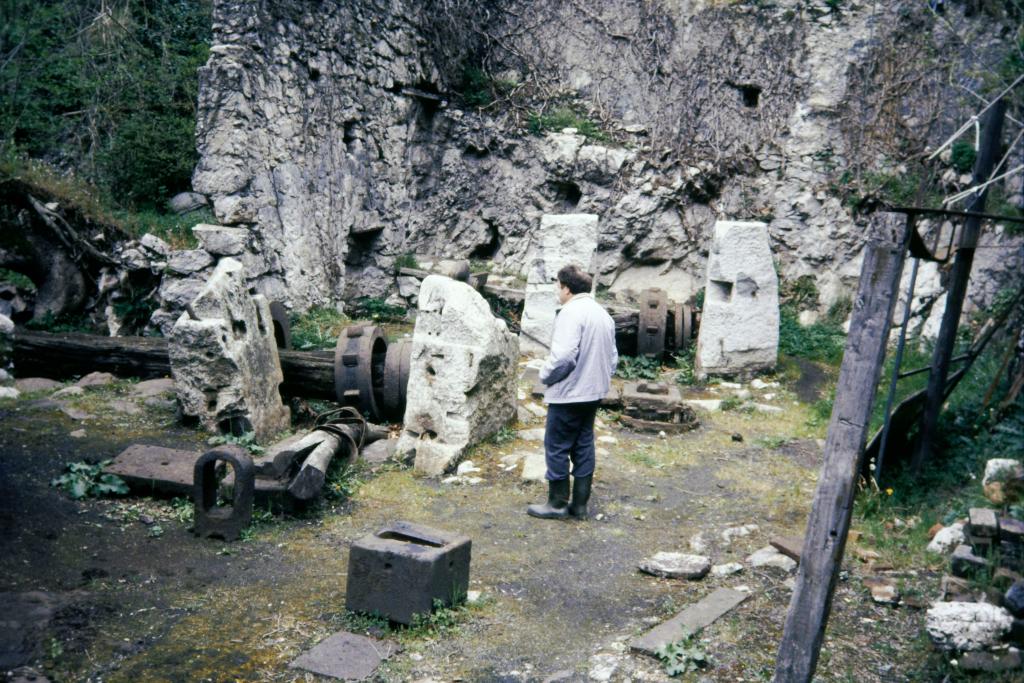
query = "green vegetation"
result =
(456, 66, 518, 109)
(527, 106, 611, 142)
(393, 253, 420, 272)
(324, 458, 362, 502)
(347, 296, 407, 323)
(25, 311, 97, 334)
(0, 0, 211, 209)
(51, 460, 129, 499)
(290, 306, 350, 350)
(949, 140, 977, 174)
(615, 355, 662, 380)
(674, 345, 699, 386)
(207, 431, 264, 455)
(778, 304, 847, 364)
(655, 628, 710, 676)
(0, 267, 35, 290)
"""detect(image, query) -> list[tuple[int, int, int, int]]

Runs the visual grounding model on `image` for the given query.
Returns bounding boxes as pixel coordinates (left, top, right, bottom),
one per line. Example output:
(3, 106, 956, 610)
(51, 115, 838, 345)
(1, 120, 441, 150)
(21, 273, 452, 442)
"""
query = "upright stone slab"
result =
(396, 275, 518, 475)
(0, 313, 13, 376)
(695, 221, 779, 378)
(168, 258, 290, 441)
(519, 214, 599, 354)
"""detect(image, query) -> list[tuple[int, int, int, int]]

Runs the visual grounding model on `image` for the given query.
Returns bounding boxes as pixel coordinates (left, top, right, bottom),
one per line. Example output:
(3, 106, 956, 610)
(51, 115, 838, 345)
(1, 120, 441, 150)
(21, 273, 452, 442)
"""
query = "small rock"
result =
(361, 439, 397, 465)
(597, 435, 618, 445)
(863, 577, 900, 605)
(753, 403, 783, 414)
(456, 460, 480, 476)
(15, 377, 62, 393)
(722, 524, 759, 544)
(969, 507, 999, 538)
(69, 429, 86, 439)
(746, 546, 797, 572)
(926, 601, 1014, 651)
(524, 402, 547, 418)
(951, 544, 989, 578)
(60, 406, 93, 421)
(751, 379, 778, 389)
(518, 428, 546, 442)
(521, 452, 547, 481)
(0, 386, 20, 400)
(940, 575, 974, 602)
(517, 407, 534, 423)
(0, 368, 12, 385)
(638, 552, 711, 580)
(108, 400, 143, 415)
(466, 590, 482, 604)
(959, 648, 1023, 673)
(131, 378, 176, 398)
(587, 653, 620, 682)
(51, 386, 84, 399)
(685, 399, 721, 411)
(731, 432, 743, 442)
(76, 371, 115, 388)
(689, 533, 708, 553)
(928, 523, 966, 554)
(712, 562, 744, 577)
(1006, 581, 1024, 617)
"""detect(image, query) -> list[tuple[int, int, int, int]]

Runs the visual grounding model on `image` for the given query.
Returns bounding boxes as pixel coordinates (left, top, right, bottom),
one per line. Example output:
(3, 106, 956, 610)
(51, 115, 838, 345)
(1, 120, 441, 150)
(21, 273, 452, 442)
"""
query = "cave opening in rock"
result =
(470, 222, 502, 260)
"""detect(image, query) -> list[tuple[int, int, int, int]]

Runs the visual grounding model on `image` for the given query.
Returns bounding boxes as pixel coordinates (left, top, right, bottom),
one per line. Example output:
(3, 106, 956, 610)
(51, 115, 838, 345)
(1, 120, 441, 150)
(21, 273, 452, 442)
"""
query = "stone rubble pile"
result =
(923, 457, 1024, 673)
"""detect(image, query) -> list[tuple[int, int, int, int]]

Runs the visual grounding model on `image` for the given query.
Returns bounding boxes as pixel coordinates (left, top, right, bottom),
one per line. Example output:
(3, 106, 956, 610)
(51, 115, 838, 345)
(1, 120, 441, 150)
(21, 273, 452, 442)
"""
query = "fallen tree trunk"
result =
(13, 330, 336, 398)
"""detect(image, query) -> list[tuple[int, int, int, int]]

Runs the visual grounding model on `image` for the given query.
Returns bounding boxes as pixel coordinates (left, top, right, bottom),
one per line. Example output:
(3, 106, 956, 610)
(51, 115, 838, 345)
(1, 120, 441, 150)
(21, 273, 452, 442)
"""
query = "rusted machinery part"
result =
(268, 301, 291, 350)
(668, 302, 684, 352)
(333, 325, 387, 422)
(381, 338, 413, 419)
(636, 287, 668, 359)
(193, 445, 254, 542)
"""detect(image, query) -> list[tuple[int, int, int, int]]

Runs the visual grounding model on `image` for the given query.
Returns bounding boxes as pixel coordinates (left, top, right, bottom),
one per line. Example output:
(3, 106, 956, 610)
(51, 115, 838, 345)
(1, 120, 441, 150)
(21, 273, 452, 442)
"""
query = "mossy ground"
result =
(0, 364, 959, 681)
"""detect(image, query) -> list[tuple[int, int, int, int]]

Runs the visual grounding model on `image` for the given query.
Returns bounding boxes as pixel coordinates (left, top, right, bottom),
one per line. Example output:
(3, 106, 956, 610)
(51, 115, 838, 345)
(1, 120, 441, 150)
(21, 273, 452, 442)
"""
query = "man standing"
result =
(527, 264, 618, 520)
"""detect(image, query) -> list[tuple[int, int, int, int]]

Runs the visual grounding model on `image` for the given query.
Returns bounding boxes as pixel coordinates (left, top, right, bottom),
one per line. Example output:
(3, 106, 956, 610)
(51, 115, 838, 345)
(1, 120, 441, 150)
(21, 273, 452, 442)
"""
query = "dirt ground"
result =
(0, 365, 946, 683)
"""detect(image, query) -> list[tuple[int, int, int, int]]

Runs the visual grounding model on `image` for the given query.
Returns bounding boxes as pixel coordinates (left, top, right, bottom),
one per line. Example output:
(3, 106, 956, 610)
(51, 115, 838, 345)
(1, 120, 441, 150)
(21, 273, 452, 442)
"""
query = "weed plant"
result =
(616, 355, 662, 380)
(290, 306, 349, 350)
(347, 297, 407, 323)
(51, 460, 129, 499)
(527, 107, 610, 142)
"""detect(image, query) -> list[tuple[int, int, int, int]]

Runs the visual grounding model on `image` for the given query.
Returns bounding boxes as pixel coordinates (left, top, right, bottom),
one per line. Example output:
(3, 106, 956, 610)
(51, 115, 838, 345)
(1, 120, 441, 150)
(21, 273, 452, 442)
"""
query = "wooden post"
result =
(774, 212, 909, 682)
(912, 100, 1007, 472)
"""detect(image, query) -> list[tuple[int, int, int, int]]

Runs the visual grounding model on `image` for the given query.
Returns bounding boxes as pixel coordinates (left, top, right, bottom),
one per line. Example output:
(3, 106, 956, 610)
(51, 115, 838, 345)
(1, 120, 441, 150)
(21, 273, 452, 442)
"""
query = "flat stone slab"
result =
(521, 451, 546, 481)
(770, 535, 804, 561)
(104, 444, 199, 496)
(15, 378, 62, 393)
(291, 630, 399, 680)
(638, 552, 711, 580)
(630, 587, 749, 657)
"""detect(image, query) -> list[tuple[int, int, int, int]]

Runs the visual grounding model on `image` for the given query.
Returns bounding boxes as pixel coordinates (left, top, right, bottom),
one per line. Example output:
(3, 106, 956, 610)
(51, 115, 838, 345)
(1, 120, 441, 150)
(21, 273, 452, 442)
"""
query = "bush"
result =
(616, 355, 662, 380)
(778, 304, 847, 365)
(950, 141, 977, 174)
(527, 107, 610, 142)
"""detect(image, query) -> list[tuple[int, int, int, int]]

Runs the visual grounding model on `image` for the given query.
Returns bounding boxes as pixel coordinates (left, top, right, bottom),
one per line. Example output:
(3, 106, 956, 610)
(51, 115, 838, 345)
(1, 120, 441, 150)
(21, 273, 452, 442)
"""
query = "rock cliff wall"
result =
(193, 0, 1022, 323)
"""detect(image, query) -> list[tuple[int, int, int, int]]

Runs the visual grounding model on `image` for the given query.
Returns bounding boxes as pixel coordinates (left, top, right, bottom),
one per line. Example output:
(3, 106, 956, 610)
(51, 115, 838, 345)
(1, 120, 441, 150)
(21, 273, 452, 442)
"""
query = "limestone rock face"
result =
(396, 275, 518, 475)
(520, 213, 599, 354)
(0, 313, 13, 374)
(696, 221, 779, 378)
(168, 258, 290, 441)
(926, 602, 1013, 651)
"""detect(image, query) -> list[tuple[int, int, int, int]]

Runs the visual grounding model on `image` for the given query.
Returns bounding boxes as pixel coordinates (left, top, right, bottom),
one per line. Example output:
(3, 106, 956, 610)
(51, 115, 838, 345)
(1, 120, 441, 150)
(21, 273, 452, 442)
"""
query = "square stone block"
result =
(346, 521, 471, 625)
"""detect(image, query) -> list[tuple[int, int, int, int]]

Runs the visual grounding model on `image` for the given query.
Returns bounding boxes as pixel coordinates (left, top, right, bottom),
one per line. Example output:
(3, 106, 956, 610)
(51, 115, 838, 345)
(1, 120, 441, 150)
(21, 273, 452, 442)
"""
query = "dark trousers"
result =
(544, 401, 600, 481)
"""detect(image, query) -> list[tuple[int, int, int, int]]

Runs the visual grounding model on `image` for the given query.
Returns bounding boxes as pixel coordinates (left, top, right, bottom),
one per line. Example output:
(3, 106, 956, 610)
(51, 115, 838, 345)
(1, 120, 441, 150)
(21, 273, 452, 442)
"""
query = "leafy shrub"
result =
(26, 311, 97, 333)
(393, 253, 420, 272)
(527, 107, 610, 142)
(616, 355, 662, 380)
(779, 304, 847, 365)
(655, 628, 709, 676)
(779, 275, 819, 311)
(290, 306, 350, 350)
(674, 346, 699, 386)
(51, 460, 129, 499)
(347, 297, 407, 323)
(208, 431, 264, 455)
(950, 141, 977, 174)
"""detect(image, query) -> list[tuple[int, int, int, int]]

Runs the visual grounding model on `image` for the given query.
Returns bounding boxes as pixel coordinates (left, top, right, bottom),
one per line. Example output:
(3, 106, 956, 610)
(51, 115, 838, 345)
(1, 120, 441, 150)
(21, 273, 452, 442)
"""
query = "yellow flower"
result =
(885, 488, 894, 496)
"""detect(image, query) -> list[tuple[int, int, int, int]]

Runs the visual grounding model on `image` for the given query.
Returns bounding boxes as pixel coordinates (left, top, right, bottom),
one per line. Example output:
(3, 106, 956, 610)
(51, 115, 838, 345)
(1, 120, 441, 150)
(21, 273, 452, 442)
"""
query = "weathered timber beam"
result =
(773, 212, 909, 682)
(12, 330, 335, 399)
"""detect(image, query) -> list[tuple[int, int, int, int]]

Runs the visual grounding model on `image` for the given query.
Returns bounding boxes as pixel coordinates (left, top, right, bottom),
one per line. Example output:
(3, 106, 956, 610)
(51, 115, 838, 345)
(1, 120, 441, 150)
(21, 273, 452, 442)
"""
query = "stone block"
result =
(951, 544, 989, 578)
(168, 258, 290, 441)
(519, 214, 599, 354)
(638, 552, 711, 580)
(620, 381, 698, 432)
(695, 221, 779, 378)
(396, 276, 518, 475)
(289, 630, 399, 680)
(940, 575, 973, 602)
(192, 224, 249, 256)
(345, 521, 471, 625)
(104, 444, 200, 496)
(969, 507, 1000, 538)
(630, 588, 748, 657)
(959, 648, 1022, 673)
(926, 601, 1013, 651)
(1006, 581, 1024, 618)
(1002, 517, 1024, 545)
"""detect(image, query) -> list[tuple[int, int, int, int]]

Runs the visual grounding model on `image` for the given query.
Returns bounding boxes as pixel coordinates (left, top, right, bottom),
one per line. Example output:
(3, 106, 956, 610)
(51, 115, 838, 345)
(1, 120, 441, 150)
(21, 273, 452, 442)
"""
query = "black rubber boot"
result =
(568, 475, 593, 519)
(527, 478, 570, 519)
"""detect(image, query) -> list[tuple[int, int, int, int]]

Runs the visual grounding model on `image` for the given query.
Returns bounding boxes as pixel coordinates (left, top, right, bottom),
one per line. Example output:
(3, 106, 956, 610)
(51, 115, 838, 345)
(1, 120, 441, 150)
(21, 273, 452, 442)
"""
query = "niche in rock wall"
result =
(470, 221, 502, 260)
(726, 81, 762, 108)
(345, 227, 384, 266)
(544, 180, 583, 211)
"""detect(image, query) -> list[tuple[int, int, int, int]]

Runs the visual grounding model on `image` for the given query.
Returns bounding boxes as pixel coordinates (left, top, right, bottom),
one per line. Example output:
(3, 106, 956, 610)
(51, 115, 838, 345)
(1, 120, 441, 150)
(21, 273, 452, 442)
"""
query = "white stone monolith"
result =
(168, 258, 290, 441)
(696, 221, 779, 378)
(396, 275, 518, 475)
(519, 214, 599, 354)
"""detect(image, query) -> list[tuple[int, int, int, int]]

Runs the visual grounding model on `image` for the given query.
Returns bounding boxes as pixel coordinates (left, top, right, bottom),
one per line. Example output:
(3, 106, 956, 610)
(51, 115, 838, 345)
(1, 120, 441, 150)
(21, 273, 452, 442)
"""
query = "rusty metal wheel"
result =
(681, 304, 693, 349)
(381, 338, 413, 420)
(333, 325, 387, 421)
(268, 301, 291, 350)
(636, 288, 667, 358)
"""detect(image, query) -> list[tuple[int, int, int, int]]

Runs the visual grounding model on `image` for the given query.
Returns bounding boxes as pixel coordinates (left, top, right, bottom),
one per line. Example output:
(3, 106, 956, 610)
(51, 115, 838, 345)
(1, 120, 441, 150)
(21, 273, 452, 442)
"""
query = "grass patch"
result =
(346, 297, 407, 323)
(290, 306, 349, 350)
(779, 303, 847, 365)
(527, 106, 611, 142)
(111, 207, 212, 249)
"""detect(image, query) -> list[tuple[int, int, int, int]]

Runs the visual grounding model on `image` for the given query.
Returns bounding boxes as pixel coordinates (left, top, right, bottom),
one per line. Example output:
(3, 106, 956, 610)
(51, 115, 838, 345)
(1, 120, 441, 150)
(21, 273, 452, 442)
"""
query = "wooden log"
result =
(12, 330, 336, 398)
(773, 212, 909, 683)
(286, 431, 348, 501)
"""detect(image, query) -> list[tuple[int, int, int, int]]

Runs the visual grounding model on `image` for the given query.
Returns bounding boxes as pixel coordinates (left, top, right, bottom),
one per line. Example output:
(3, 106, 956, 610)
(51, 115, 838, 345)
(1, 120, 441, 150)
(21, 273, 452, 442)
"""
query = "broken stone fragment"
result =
(15, 377, 62, 393)
(1002, 517, 1024, 546)
(711, 562, 744, 577)
(1006, 581, 1024, 618)
(167, 249, 215, 276)
(519, 213, 599, 355)
(969, 507, 1000, 538)
(396, 275, 518, 475)
(695, 220, 779, 379)
(638, 552, 711, 580)
(958, 648, 1023, 674)
(983, 459, 1024, 505)
(76, 371, 115, 389)
(926, 601, 1013, 651)
(863, 576, 900, 605)
(746, 546, 797, 572)
(168, 258, 290, 441)
(927, 523, 966, 555)
(0, 313, 12, 371)
(951, 544, 989, 578)
(192, 224, 248, 256)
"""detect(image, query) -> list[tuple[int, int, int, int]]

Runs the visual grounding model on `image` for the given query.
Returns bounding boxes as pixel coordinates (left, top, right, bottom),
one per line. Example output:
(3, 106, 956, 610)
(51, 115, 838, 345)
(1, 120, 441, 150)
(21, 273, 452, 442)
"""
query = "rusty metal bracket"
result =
(193, 445, 254, 542)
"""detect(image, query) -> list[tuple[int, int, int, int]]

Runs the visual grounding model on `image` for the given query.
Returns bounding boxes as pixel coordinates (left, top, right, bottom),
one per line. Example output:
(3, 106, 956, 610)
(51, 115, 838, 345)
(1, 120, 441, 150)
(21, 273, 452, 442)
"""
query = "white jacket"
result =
(540, 293, 618, 404)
